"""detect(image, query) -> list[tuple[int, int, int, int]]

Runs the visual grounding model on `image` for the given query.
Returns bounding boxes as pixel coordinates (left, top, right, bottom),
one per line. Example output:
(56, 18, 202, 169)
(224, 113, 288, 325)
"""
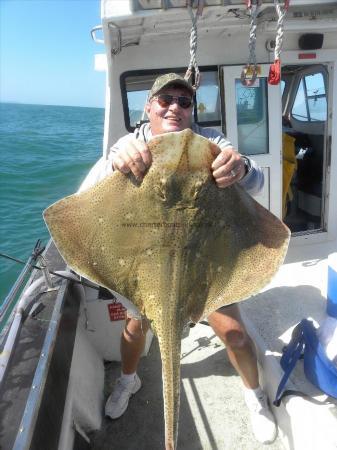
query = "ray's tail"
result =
(145, 246, 188, 449)
(157, 319, 183, 450)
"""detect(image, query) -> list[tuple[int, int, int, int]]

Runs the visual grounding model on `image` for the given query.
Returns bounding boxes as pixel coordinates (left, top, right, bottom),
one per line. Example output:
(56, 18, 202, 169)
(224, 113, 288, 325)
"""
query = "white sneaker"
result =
(105, 374, 141, 419)
(245, 390, 277, 444)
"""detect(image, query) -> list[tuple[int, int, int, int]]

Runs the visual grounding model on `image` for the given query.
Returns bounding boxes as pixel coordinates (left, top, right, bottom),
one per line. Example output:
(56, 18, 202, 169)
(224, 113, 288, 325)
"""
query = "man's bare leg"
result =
(121, 317, 150, 374)
(208, 304, 277, 444)
(105, 316, 149, 419)
(208, 304, 259, 388)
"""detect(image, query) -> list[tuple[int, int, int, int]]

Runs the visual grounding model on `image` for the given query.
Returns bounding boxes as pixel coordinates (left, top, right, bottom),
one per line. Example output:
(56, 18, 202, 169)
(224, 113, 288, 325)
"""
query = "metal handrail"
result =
(91, 25, 104, 44)
(0, 241, 43, 325)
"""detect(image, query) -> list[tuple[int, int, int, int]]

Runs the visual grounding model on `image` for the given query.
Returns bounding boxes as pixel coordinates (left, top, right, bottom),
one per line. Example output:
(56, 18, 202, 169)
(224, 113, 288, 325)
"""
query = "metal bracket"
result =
(108, 22, 122, 55)
(38, 255, 58, 292)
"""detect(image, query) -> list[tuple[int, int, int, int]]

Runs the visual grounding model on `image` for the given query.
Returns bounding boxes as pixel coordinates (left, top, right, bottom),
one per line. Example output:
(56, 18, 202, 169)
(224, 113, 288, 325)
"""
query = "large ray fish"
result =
(44, 129, 290, 450)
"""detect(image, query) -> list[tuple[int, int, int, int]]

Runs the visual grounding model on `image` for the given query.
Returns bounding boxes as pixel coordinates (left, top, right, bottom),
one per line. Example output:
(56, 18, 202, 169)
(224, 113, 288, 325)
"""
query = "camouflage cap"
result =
(148, 73, 194, 99)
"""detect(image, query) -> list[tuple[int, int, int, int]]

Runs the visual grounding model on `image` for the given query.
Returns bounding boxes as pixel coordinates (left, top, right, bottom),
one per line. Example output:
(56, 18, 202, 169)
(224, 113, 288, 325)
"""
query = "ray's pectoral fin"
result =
(200, 189, 290, 319)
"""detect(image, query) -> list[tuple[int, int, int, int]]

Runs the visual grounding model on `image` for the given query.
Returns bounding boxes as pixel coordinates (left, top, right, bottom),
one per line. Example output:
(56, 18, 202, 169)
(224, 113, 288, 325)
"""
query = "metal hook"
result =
(240, 65, 258, 86)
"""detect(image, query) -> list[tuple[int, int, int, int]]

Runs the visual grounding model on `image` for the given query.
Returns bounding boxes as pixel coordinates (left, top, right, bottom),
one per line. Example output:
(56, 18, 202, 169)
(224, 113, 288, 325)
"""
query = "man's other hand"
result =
(211, 146, 246, 189)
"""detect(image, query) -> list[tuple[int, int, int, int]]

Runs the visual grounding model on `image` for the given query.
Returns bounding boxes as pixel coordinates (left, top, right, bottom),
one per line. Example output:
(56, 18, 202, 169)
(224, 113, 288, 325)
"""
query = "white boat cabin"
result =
(92, 0, 337, 257)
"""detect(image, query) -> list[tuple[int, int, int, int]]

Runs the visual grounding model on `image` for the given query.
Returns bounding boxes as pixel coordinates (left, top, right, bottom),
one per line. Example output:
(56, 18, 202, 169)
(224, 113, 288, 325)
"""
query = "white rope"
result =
(184, 1, 203, 90)
(274, 0, 288, 60)
(247, 2, 260, 67)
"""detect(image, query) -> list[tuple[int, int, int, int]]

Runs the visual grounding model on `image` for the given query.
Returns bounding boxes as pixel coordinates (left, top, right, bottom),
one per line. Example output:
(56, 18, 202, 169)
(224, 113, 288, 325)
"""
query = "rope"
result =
(184, 0, 204, 91)
(268, 0, 290, 85)
(247, 3, 259, 67)
(274, 0, 288, 60)
(241, 1, 261, 86)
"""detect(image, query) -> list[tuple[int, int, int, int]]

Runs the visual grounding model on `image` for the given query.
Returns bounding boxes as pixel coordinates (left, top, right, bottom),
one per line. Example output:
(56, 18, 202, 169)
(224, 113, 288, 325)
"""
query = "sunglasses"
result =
(153, 94, 193, 109)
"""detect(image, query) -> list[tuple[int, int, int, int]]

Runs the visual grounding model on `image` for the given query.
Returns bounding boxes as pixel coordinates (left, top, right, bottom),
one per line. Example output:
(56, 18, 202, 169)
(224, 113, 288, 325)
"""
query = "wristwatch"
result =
(241, 156, 251, 177)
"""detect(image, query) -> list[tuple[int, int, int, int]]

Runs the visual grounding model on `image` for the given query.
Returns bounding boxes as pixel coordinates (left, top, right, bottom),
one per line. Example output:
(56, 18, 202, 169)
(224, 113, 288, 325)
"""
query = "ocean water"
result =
(0, 103, 104, 302)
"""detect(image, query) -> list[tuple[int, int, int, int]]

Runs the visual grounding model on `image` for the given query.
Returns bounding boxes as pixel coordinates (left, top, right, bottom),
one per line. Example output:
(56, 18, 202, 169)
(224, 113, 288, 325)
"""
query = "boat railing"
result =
(0, 240, 45, 340)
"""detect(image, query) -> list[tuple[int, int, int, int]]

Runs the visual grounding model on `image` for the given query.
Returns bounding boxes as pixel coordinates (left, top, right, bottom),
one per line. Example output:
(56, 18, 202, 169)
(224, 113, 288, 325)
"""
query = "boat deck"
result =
(90, 323, 284, 450)
(90, 246, 337, 450)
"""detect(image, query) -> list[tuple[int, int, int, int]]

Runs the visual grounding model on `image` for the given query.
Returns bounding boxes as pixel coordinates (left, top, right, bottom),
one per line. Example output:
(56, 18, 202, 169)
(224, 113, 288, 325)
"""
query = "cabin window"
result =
(121, 67, 221, 132)
(292, 72, 327, 122)
(123, 73, 155, 129)
(127, 90, 149, 128)
(194, 71, 221, 124)
(234, 78, 269, 155)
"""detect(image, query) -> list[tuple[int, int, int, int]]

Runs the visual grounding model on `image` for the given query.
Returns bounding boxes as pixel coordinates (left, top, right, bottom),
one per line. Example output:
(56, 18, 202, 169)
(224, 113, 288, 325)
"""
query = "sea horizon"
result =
(0, 101, 105, 110)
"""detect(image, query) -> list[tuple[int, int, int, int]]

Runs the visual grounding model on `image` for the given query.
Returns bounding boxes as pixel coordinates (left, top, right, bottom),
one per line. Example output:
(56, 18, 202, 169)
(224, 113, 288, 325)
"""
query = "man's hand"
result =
(211, 146, 246, 189)
(112, 138, 152, 180)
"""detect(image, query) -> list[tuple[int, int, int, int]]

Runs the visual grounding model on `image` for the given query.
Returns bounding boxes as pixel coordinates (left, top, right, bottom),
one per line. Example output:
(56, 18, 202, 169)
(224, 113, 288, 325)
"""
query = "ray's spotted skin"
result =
(44, 130, 290, 450)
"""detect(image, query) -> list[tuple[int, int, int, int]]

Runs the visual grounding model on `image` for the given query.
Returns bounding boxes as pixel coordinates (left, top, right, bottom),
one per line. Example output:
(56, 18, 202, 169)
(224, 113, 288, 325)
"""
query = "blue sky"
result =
(0, 0, 105, 108)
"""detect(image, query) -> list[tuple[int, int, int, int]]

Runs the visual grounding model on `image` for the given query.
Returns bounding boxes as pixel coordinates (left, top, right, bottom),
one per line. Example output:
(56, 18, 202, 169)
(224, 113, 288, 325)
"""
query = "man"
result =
(80, 73, 276, 445)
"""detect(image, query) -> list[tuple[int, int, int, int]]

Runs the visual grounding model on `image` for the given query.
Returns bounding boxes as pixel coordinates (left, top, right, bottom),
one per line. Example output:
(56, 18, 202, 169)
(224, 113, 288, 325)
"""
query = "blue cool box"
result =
(327, 254, 337, 318)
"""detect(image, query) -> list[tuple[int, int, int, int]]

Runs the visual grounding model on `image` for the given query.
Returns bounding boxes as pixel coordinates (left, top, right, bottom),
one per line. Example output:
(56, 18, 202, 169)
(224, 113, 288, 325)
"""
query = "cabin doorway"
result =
(222, 64, 283, 218)
(281, 64, 329, 235)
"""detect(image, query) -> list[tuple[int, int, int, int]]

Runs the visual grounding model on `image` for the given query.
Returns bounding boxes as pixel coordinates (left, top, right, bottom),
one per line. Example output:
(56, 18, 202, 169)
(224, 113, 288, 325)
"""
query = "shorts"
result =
(125, 302, 237, 322)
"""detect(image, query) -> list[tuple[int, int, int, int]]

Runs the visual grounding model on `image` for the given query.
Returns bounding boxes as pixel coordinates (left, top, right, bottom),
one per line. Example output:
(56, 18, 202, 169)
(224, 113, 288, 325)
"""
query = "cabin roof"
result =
(100, 1, 337, 50)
